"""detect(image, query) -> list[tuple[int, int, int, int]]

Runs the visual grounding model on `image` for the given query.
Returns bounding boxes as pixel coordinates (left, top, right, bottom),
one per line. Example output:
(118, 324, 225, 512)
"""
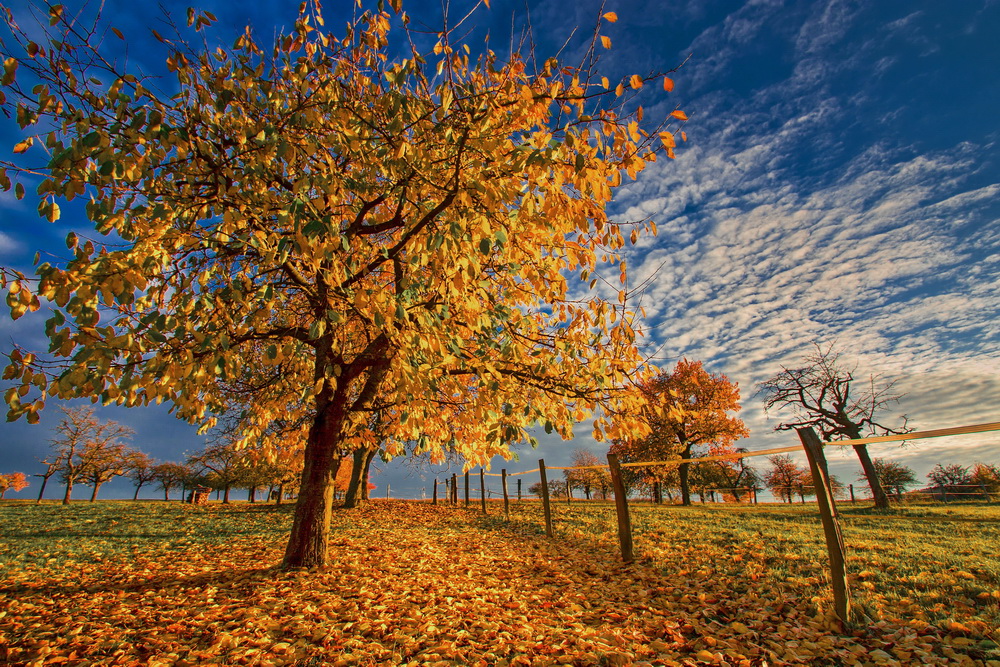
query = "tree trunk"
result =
(277, 483, 285, 505)
(342, 447, 369, 509)
(36, 476, 50, 504)
(249, 486, 256, 503)
(282, 369, 357, 568)
(361, 448, 377, 501)
(679, 463, 692, 506)
(853, 443, 889, 510)
(90, 482, 101, 502)
(63, 478, 74, 505)
(133, 484, 142, 501)
(223, 485, 231, 504)
(164, 487, 171, 501)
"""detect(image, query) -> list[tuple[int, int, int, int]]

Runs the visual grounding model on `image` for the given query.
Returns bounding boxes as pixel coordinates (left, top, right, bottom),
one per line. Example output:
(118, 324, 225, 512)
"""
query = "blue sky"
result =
(1, 0, 998, 500)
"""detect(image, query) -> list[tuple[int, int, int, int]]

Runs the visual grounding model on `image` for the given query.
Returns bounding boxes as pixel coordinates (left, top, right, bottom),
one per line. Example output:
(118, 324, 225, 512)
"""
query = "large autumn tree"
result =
(757, 343, 911, 510)
(610, 359, 748, 505)
(1, 2, 686, 566)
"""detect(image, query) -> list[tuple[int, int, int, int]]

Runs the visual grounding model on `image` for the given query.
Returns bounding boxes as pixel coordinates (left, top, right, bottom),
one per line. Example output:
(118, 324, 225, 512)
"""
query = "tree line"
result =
(4, 406, 375, 505)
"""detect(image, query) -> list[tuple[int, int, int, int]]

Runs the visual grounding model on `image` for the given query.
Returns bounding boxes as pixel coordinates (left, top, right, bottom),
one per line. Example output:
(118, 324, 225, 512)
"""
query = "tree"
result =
(0, 472, 28, 499)
(79, 438, 134, 502)
(563, 449, 610, 500)
(529, 479, 566, 499)
(758, 343, 912, 510)
(863, 458, 916, 497)
(187, 441, 246, 504)
(610, 360, 749, 505)
(706, 448, 760, 502)
(927, 464, 973, 497)
(47, 406, 132, 504)
(763, 455, 810, 503)
(126, 451, 158, 500)
(32, 456, 63, 504)
(153, 462, 193, 501)
(971, 463, 1000, 495)
(1, 2, 685, 567)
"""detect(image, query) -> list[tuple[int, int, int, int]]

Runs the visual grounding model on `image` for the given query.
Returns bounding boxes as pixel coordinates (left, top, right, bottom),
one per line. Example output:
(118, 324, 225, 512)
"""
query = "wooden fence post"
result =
(432, 479, 438, 505)
(451, 474, 458, 504)
(517, 478, 522, 501)
(480, 468, 487, 514)
(464, 471, 470, 507)
(606, 453, 635, 564)
(798, 427, 851, 624)
(502, 469, 510, 520)
(539, 459, 554, 537)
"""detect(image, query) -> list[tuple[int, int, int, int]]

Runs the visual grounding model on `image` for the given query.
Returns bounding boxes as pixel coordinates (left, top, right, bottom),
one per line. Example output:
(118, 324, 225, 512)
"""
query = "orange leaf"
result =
(602, 11, 618, 22)
(662, 76, 674, 92)
(629, 74, 642, 90)
(671, 109, 688, 120)
(600, 35, 611, 49)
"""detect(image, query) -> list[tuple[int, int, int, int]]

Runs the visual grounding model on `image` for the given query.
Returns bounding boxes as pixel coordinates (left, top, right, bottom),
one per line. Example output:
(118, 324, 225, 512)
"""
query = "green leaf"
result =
(479, 238, 491, 255)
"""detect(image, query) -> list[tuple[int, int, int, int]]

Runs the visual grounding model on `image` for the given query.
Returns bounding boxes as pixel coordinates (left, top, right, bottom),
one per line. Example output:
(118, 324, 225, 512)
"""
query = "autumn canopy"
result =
(1, 1, 685, 565)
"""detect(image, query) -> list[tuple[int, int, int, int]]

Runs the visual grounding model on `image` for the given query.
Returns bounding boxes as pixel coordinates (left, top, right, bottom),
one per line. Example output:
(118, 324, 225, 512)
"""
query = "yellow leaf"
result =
(662, 76, 674, 92)
(601, 76, 609, 89)
(602, 11, 618, 22)
(600, 35, 611, 49)
(629, 74, 642, 89)
(13, 139, 31, 154)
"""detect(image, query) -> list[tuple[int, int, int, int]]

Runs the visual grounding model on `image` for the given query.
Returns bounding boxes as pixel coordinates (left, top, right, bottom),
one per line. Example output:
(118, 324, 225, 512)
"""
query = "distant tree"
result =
(529, 479, 566, 499)
(153, 462, 193, 501)
(49, 407, 133, 504)
(610, 359, 749, 506)
(0, 472, 28, 499)
(971, 463, 1000, 495)
(863, 458, 916, 497)
(188, 442, 246, 504)
(563, 449, 610, 500)
(32, 456, 63, 504)
(705, 449, 761, 502)
(763, 455, 811, 503)
(927, 464, 973, 497)
(758, 343, 912, 510)
(125, 451, 158, 501)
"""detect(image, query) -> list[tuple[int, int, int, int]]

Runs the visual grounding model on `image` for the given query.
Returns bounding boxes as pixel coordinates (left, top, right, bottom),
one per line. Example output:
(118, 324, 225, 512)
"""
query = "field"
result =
(1, 499, 998, 666)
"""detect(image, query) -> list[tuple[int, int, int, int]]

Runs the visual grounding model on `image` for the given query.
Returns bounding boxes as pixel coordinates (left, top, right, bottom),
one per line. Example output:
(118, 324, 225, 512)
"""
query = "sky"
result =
(0, 0, 998, 501)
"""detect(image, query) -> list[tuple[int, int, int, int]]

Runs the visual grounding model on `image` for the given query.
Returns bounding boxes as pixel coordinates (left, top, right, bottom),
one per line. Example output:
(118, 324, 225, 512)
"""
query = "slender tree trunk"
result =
(361, 448, 376, 501)
(164, 487, 171, 501)
(223, 485, 231, 504)
(90, 482, 101, 502)
(133, 484, 142, 501)
(249, 487, 256, 503)
(277, 483, 285, 505)
(679, 463, 692, 506)
(342, 447, 369, 509)
(36, 476, 50, 504)
(853, 443, 889, 510)
(63, 478, 74, 505)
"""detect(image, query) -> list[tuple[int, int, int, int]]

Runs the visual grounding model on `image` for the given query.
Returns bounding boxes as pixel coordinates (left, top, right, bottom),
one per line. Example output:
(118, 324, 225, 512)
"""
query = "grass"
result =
(1, 498, 998, 666)
(501, 498, 1000, 630)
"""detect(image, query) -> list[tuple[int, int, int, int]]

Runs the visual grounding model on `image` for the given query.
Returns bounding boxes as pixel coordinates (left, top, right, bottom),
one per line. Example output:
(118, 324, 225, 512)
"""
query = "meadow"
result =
(1, 499, 998, 666)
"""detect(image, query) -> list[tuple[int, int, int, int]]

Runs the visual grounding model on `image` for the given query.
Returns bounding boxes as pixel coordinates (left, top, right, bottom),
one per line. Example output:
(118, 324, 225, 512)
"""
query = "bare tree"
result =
(758, 343, 911, 510)
(33, 456, 64, 504)
(126, 451, 158, 500)
(48, 407, 132, 504)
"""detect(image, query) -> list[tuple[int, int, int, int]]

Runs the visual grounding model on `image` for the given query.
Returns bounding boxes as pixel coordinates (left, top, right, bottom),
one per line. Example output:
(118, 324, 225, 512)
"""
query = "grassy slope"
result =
(0, 499, 997, 666)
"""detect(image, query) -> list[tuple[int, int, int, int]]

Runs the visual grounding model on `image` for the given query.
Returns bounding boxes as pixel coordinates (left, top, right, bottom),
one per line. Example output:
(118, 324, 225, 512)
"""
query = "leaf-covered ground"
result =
(1, 500, 998, 666)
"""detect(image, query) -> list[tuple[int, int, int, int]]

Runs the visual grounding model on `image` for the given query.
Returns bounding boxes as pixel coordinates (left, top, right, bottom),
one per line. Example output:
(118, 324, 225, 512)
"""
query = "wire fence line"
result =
(471, 421, 1000, 478)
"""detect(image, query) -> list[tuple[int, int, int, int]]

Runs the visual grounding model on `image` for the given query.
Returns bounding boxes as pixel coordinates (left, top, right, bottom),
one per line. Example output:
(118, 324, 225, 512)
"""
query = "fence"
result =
(426, 420, 1000, 625)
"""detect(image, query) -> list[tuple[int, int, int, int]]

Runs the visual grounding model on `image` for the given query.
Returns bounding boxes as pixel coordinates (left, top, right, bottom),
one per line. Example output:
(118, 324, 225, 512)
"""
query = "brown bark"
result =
(853, 443, 889, 509)
(89, 483, 102, 502)
(342, 447, 369, 509)
(62, 479, 73, 505)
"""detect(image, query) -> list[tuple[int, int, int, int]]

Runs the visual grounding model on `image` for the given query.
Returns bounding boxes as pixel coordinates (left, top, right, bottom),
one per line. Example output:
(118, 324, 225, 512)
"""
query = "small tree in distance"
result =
(153, 462, 193, 502)
(864, 458, 916, 497)
(763, 455, 810, 503)
(927, 464, 973, 497)
(0, 472, 29, 499)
